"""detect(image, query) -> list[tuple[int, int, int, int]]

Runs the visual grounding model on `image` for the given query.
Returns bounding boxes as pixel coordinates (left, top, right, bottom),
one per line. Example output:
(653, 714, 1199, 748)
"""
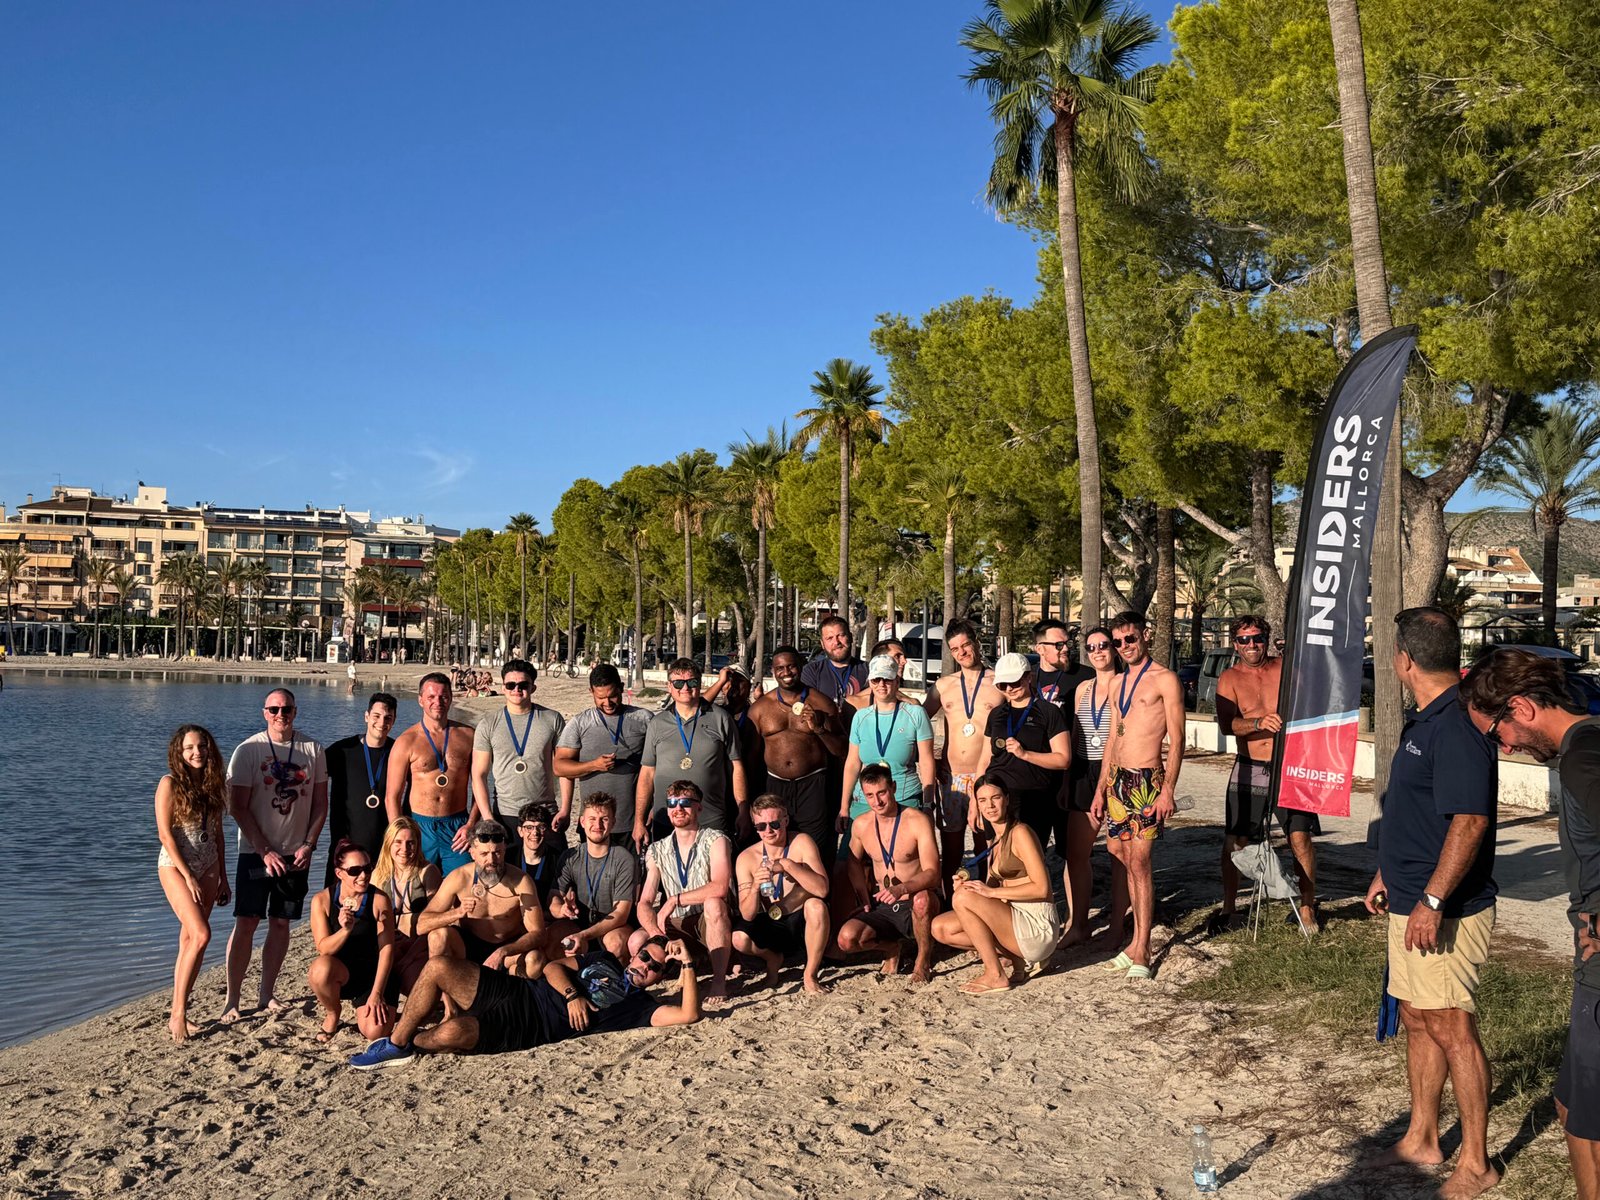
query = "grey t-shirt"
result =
(556, 705, 652, 804)
(640, 703, 742, 830)
(474, 704, 565, 818)
(554, 843, 640, 925)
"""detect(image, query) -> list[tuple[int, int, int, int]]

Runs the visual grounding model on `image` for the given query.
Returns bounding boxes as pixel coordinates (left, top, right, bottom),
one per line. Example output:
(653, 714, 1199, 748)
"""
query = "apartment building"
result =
(200, 503, 362, 628)
(346, 515, 459, 646)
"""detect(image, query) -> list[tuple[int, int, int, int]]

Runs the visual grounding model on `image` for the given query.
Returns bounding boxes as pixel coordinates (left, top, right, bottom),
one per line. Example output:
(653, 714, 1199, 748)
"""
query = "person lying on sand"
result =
(346, 936, 699, 1067)
(732, 794, 831, 995)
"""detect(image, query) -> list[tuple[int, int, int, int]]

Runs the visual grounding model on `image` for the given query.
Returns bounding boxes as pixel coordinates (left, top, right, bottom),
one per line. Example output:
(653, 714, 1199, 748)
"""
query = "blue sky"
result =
(0, 2, 1177, 532)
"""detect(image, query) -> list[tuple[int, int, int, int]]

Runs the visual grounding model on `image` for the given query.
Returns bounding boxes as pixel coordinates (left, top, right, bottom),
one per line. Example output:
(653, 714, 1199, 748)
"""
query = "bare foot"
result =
(908, 965, 931, 986)
(169, 1015, 200, 1043)
(1367, 1138, 1445, 1169)
(1437, 1162, 1500, 1199)
(802, 974, 831, 995)
(1058, 929, 1090, 948)
(878, 953, 900, 976)
(219, 1006, 242, 1026)
(261, 997, 284, 1015)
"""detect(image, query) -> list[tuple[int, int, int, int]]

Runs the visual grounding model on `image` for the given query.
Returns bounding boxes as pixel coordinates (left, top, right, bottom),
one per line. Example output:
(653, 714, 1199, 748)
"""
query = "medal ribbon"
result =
(267, 736, 297, 780)
(1004, 697, 1036, 741)
(421, 722, 451, 774)
(600, 709, 624, 746)
(761, 842, 786, 902)
(873, 701, 902, 761)
(1087, 681, 1109, 734)
(775, 683, 809, 708)
(583, 846, 609, 914)
(1116, 658, 1153, 721)
(670, 834, 697, 891)
(361, 740, 388, 794)
(826, 661, 855, 701)
(504, 708, 535, 758)
(959, 668, 986, 720)
(673, 707, 699, 760)
(874, 809, 903, 876)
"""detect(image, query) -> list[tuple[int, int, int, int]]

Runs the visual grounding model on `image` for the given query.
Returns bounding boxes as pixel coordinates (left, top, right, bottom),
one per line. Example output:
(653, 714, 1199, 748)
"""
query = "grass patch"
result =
(1182, 902, 1573, 1200)
(633, 686, 664, 700)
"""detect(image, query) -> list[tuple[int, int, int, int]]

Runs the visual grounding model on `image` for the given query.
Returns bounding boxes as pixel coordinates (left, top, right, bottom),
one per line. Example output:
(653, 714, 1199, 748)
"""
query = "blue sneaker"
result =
(348, 1037, 414, 1070)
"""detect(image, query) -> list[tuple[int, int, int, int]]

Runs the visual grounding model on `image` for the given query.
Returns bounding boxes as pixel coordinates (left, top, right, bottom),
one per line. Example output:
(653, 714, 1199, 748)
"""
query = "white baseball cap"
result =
(993, 652, 1031, 685)
(867, 654, 899, 681)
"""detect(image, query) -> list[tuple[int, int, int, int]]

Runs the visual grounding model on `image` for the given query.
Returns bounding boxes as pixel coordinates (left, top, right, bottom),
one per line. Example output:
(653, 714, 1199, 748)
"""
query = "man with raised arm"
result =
(746, 646, 847, 867)
(386, 673, 479, 874)
(836, 766, 941, 985)
(925, 619, 1004, 894)
(733, 793, 832, 994)
(471, 659, 571, 854)
(1091, 611, 1185, 980)
(555, 662, 652, 811)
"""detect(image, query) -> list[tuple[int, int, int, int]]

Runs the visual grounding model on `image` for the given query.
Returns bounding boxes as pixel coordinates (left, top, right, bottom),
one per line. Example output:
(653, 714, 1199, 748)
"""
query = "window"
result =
(207, 533, 231, 550)
(237, 533, 263, 550)
(293, 557, 318, 575)
(265, 556, 290, 575)
(294, 535, 316, 551)
(136, 540, 153, 556)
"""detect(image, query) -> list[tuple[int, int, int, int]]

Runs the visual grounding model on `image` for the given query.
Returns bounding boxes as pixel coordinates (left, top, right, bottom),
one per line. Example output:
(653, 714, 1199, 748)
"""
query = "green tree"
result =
(1481, 399, 1600, 638)
(84, 555, 115, 657)
(0, 545, 24, 657)
(962, 0, 1159, 640)
(650, 450, 719, 664)
(109, 566, 137, 658)
(725, 426, 790, 675)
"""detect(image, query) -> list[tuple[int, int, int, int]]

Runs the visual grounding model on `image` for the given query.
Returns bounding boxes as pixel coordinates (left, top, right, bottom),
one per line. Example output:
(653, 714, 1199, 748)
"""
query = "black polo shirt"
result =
(984, 696, 1068, 796)
(1377, 685, 1497, 919)
(1558, 719, 1600, 987)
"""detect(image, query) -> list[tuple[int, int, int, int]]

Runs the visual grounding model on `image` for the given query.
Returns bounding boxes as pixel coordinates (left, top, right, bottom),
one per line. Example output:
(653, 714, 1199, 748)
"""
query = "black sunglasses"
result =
(668, 678, 700, 690)
(1037, 640, 1070, 650)
(265, 705, 296, 715)
(1235, 633, 1266, 645)
(474, 833, 508, 844)
(341, 862, 372, 876)
(503, 680, 531, 691)
(1484, 702, 1512, 749)
(1112, 634, 1142, 647)
(753, 819, 786, 832)
(666, 796, 698, 809)
(1086, 641, 1112, 653)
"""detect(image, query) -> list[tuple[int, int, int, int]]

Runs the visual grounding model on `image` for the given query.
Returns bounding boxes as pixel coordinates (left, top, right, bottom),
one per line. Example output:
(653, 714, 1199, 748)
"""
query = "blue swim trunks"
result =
(415, 810, 471, 873)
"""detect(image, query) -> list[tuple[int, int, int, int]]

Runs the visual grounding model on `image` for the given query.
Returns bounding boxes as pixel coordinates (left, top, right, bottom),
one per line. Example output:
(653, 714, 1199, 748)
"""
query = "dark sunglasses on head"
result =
(666, 796, 698, 809)
(1113, 634, 1142, 647)
(1086, 641, 1112, 653)
(753, 820, 786, 832)
(265, 705, 296, 715)
(1235, 633, 1266, 645)
(341, 862, 372, 876)
(474, 832, 508, 844)
(668, 678, 700, 690)
(503, 680, 531, 691)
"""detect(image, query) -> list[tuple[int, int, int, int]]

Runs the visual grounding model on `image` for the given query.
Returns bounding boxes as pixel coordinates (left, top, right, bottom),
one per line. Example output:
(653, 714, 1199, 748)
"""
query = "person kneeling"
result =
(932, 774, 1061, 994)
(732, 794, 831, 994)
(308, 840, 398, 1043)
(347, 937, 699, 1066)
(835, 765, 940, 984)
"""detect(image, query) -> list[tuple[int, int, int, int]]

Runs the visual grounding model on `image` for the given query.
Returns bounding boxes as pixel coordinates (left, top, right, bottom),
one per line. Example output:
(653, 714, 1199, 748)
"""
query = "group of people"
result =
(446, 666, 497, 696)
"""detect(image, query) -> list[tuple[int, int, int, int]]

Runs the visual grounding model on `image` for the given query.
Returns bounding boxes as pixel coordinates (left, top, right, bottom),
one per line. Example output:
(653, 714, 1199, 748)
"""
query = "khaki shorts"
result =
(1386, 905, 1495, 1014)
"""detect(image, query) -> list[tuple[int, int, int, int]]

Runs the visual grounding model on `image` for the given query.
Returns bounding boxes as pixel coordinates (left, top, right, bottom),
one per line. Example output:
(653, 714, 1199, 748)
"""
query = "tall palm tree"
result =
(240, 559, 270, 660)
(109, 566, 137, 658)
(908, 462, 978, 671)
(157, 553, 200, 658)
(531, 535, 556, 664)
(795, 359, 890, 626)
(360, 564, 409, 663)
(0, 545, 25, 658)
(962, 0, 1158, 644)
(1176, 540, 1259, 662)
(211, 559, 244, 660)
(188, 560, 214, 658)
(725, 426, 790, 678)
(1482, 401, 1600, 638)
(507, 513, 538, 659)
(652, 451, 719, 664)
(604, 489, 651, 691)
(83, 555, 115, 657)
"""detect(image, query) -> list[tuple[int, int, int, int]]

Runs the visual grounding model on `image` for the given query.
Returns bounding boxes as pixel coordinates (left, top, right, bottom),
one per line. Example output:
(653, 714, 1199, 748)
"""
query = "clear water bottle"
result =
(1191, 1124, 1217, 1193)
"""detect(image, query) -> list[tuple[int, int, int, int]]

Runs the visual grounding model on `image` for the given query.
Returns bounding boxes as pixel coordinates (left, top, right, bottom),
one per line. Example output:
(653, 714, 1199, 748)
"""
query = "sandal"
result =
(1101, 951, 1134, 973)
(1126, 965, 1153, 980)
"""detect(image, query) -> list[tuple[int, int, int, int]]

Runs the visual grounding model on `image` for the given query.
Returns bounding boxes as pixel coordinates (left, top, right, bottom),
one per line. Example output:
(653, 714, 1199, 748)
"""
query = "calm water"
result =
(0, 671, 372, 1046)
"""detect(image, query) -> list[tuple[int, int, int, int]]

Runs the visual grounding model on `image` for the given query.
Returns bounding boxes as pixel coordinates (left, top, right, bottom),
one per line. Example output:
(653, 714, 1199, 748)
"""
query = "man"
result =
(925, 619, 1004, 893)
(733, 794, 832, 993)
(1033, 618, 1093, 710)
(515, 801, 567, 908)
(471, 659, 571, 854)
(415, 819, 547, 971)
(836, 766, 941, 984)
(323, 691, 397, 887)
(1091, 611, 1185, 979)
(707, 663, 765, 794)
(839, 654, 936, 832)
(979, 651, 1071, 856)
(1461, 648, 1599, 1199)
(633, 657, 747, 847)
(634, 781, 736, 1000)
(801, 615, 866, 706)
(747, 646, 847, 868)
(1363, 607, 1499, 1200)
(223, 688, 329, 1021)
(347, 935, 700, 1066)
(387, 673, 478, 873)
(548, 793, 639, 959)
(555, 663, 651, 810)
(1214, 615, 1319, 931)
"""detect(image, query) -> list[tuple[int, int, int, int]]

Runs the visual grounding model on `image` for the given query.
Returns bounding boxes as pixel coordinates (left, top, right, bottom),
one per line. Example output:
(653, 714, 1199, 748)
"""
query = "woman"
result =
(1064, 626, 1120, 944)
(155, 724, 230, 1043)
(932, 774, 1060, 995)
(370, 817, 440, 996)
(308, 839, 397, 1043)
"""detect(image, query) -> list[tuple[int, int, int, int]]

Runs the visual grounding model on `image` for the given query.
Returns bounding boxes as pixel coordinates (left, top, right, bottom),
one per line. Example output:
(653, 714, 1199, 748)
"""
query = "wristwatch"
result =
(1421, 892, 1444, 912)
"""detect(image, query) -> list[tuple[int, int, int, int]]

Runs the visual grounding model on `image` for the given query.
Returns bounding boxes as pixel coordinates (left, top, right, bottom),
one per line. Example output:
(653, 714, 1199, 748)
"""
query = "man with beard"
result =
(801, 615, 867, 706)
(416, 819, 546, 972)
(547, 794, 639, 960)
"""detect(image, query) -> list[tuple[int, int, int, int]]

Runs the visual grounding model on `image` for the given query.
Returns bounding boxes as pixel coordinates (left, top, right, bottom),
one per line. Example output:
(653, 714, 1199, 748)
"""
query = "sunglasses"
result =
(668, 679, 700, 690)
(753, 820, 786, 832)
(503, 680, 531, 691)
(474, 834, 508, 845)
(666, 797, 699, 809)
(1112, 634, 1142, 647)
(634, 952, 666, 971)
(1086, 641, 1112, 653)
(1484, 702, 1511, 749)
(1037, 640, 1069, 650)
(997, 678, 1029, 690)
(265, 705, 296, 715)
(341, 862, 372, 876)
(1235, 633, 1266, 645)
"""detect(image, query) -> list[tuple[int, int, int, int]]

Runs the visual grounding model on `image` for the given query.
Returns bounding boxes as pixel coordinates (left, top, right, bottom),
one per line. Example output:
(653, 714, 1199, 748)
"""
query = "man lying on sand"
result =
(347, 936, 699, 1066)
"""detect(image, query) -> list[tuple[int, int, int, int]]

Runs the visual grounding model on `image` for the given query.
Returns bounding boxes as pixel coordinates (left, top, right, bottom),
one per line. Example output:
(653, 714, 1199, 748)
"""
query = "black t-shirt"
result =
(326, 735, 395, 855)
(801, 656, 867, 704)
(1037, 664, 1094, 709)
(984, 697, 1068, 795)
(533, 951, 661, 1041)
(1377, 686, 1497, 918)
(521, 847, 568, 908)
(1558, 720, 1600, 986)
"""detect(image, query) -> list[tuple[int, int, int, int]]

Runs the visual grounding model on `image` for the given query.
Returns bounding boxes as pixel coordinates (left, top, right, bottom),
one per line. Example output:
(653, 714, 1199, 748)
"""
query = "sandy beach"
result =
(0, 667, 1575, 1199)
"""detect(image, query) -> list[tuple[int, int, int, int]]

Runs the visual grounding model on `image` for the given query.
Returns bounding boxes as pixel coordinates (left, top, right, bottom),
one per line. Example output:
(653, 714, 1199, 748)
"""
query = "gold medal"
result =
(436, 772, 450, 788)
(791, 700, 806, 716)
(513, 758, 528, 775)
(680, 755, 694, 770)
(992, 736, 1006, 754)
(364, 792, 381, 810)
(953, 868, 970, 884)
(767, 903, 783, 921)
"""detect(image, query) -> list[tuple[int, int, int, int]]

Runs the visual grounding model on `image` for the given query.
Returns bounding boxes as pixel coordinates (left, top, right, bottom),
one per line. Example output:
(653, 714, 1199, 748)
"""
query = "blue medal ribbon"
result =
(874, 809, 903, 878)
(1087, 680, 1110, 735)
(670, 834, 697, 891)
(267, 736, 297, 782)
(504, 707, 535, 758)
(826, 661, 856, 702)
(600, 708, 625, 746)
(873, 701, 903, 762)
(673, 706, 700, 761)
(761, 842, 786, 903)
(959, 668, 986, 721)
(421, 722, 451, 774)
(361, 740, 388, 794)
(775, 683, 809, 708)
(1004, 697, 1036, 742)
(1116, 658, 1153, 722)
(582, 846, 610, 914)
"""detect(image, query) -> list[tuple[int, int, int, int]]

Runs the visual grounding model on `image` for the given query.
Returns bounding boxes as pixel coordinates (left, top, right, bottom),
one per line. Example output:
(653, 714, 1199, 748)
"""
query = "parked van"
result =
(892, 622, 945, 687)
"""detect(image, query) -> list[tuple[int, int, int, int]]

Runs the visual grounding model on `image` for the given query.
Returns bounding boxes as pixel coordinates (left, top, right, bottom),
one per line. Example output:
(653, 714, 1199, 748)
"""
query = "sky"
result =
(0, 1, 1179, 532)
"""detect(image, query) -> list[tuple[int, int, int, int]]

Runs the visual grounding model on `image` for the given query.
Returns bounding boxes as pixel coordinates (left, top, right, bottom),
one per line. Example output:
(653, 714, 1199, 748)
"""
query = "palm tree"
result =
(0, 545, 25, 658)
(157, 553, 199, 658)
(604, 489, 651, 691)
(211, 559, 244, 660)
(532, 535, 556, 664)
(507, 513, 538, 659)
(962, 0, 1158, 644)
(1176, 540, 1258, 662)
(652, 451, 719, 664)
(725, 426, 790, 678)
(83, 555, 115, 657)
(795, 359, 890, 626)
(109, 566, 137, 658)
(240, 559, 270, 660)
(361, 564, 409, 663)
(908, 462, 978, 671)
(1482, 400, 1600, 638)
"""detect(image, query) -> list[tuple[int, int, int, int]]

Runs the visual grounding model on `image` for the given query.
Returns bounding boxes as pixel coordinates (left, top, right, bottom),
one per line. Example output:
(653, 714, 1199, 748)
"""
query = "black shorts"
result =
(768, 770, 832, 867)
(1558, 982, 1600, 1141)
(737, 907, 808, 955)
(460, 929, 506, 966)
(336, 946, 400, 1004)
(234, 854, 310, 921)
(1066, 761, 1101, 814)
(467, 967, 548, 1055)
(1018, 789, 1067, 856)
(1225, 756, 1321, 839)
(856, 899, 915, 942)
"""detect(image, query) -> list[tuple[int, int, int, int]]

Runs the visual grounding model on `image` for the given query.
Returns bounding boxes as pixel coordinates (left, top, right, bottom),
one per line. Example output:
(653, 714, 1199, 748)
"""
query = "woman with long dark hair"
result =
(308, 838, 397, 1044)
(155, 724, 230, 1043)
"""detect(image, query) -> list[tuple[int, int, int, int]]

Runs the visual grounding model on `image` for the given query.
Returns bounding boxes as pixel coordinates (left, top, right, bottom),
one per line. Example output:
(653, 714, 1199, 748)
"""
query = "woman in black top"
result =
(308, 839, 397, 1045)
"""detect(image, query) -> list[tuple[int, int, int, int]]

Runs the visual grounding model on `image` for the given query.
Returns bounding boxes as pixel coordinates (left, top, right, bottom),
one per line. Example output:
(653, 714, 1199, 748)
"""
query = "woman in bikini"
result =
(368, 817, 439, 997)
(308, 839, 397, 1044)
(155, 724, 231, 1043)
(1064, 625, 1120, 944)
(931, 773, 1060, 995)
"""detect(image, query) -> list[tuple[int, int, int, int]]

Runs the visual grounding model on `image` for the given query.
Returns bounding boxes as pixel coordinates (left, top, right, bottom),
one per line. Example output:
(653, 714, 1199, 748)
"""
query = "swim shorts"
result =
(1558, 982, 1600, 1141)
(233, 854, 310, 920)
(1104, 765, 1164, 842)
(736, 906, 808, 955)
(856, 898, 916, 942)
(768, 769, 833, 866)
(414, 810, 472, 874)
(1225, 755, 1321, 840)
(460, 928, 507, 966)
(937, 772, 979, 834)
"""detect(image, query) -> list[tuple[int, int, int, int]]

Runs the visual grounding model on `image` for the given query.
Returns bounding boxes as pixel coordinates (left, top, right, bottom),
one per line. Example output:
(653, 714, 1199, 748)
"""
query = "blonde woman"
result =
(371, 816, 440, 994)
(155, 724, 231, 1043)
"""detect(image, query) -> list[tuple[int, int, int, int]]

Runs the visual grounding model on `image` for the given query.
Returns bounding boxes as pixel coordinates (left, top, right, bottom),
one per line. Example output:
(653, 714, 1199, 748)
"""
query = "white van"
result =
(891, 622, 945, 686)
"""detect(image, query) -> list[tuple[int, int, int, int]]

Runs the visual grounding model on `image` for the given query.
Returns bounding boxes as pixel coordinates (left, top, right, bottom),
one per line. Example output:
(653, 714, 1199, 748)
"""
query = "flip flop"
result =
(1102, 951, 1134, 973)
(959, 979, 1012, 996)
(1126, 965, 1153, 980)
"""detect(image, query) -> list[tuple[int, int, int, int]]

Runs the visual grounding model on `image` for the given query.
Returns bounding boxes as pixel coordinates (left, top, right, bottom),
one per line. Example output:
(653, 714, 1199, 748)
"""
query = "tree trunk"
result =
(1052, 113, 1102, 650)
(838, 428, 852, 627)
(519, 548, 527, 660)
(1543, 520, 1561, 641)
(754, 522, 768, 682)
(1153, 506, 1176, 668)
(941, 510, 958, 672)
(541, 574, 550, 663)
(682, 523, 694, 667)
(1191, 604, 1205, 663)
(631, 546, 645, 691)
(567, 571, 577, 669)
(1248, 453, 1288, 632)
(997, 583, 1014, 657)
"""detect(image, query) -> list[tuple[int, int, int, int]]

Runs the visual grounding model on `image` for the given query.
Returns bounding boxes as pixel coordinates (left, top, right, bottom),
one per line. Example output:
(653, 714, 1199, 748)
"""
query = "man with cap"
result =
(706, 662, 766, 797)
(979, 651, 1071, 859)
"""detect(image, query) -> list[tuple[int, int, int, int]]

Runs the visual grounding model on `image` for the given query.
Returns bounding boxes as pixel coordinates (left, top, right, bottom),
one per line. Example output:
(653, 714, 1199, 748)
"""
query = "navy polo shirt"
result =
(1378, 684, 1497, 919)
(801, 656, 867, 704)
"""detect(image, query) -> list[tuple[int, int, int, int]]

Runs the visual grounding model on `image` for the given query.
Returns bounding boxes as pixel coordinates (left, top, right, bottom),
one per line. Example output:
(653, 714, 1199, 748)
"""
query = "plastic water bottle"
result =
(1191, 1125, 1217, 1193)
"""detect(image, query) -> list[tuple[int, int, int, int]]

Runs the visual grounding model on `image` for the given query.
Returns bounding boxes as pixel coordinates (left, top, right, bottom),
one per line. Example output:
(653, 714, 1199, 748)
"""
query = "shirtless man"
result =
(414, 820, 546, 974)
(746, 646, 847, 867)
(1214, 614, 1318, 931)
(1091, 611, 1185, 978)
(836, 766, 941, 984)
(733, 794, 832, 993)
(924, 619, 1003, 895)
(386, 673, 480, 873)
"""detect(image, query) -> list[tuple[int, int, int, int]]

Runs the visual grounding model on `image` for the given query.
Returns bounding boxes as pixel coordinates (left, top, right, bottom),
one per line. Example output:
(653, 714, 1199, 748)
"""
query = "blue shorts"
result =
(415, 810, 471, 874)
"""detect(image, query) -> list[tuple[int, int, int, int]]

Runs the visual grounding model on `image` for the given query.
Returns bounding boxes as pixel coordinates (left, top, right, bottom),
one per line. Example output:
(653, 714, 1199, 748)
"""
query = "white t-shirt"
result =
(226, 730, 329, 857)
